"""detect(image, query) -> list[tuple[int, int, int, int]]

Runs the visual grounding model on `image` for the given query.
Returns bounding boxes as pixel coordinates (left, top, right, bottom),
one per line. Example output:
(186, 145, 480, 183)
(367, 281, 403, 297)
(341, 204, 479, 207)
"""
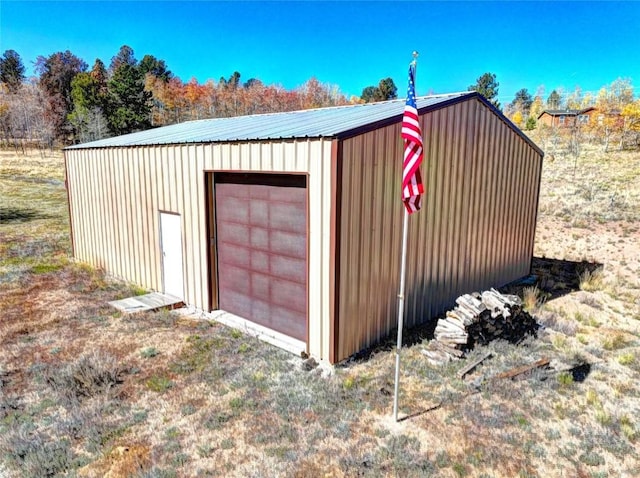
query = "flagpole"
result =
(393, 208, 409, 421)
(393, 52, 419, 422)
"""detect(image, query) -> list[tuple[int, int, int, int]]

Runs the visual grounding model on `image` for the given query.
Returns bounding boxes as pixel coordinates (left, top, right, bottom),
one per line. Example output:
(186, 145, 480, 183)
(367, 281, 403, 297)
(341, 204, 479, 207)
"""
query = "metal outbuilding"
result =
(64, 92, 544, 363)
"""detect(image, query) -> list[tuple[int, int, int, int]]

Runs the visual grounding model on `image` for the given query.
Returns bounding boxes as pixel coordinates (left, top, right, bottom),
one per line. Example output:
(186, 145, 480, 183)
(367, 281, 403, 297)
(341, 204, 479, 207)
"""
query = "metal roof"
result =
(67, 92, 473, 149)
(540, 107, 596, 117)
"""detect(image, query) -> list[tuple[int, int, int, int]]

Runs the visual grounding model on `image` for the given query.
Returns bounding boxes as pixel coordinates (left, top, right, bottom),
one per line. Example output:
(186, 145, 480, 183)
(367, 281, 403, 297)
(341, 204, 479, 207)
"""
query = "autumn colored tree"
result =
(0, 80, 52, 149)
(565, 86, 586, 109)
(468, 72, 500, 108)
(529, 95, 544, 120)
(184, 77, 207, 119)
(596, 78, 634, 112)
(590, 78, 635, 151)
(0, 50, 26, 93)
(506, 88, 533, 123)
(68, 64, 109, 142)
(215, 71, 242, 116)
(90, 58, 109, 88)
(36, 50, 88, 140)
(139, 54, 174, 125)
(298, 77, 347, 109)
(621, 100, 640, 148)
(511, 110, 523, 127)
(145, 74, 172, 125)
(6, 45, 392, 141)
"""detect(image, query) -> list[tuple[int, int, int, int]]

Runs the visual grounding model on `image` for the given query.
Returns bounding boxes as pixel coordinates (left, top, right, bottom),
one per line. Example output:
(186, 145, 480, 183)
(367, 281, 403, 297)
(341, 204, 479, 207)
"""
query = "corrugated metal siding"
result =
(336, 97, 543, 361)
(65, 138, 335, 359)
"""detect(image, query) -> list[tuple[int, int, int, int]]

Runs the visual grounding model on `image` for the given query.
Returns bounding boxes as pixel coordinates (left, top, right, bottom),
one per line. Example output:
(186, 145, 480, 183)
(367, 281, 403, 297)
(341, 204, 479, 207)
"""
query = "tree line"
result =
(0, 46, 358, 147)
(1, 46, 638, 149)
(467, 72, 640, 150)
(511, 80, 640, 150)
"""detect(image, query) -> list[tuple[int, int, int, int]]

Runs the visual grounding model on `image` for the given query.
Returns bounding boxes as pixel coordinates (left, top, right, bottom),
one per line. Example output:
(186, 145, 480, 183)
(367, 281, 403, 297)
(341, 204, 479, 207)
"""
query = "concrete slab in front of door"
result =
(108, 292, 184, 314)
(207, 309, 306, 357)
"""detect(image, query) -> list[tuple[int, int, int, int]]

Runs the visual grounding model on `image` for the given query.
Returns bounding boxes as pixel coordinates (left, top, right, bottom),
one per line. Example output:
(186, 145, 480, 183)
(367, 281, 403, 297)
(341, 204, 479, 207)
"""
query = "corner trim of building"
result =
(328, 139, 342, 364)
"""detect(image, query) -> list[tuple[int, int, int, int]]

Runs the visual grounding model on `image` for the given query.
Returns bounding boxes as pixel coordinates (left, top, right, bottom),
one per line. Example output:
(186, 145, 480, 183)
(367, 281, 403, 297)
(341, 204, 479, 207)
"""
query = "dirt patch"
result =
(78, 443, 151, 478)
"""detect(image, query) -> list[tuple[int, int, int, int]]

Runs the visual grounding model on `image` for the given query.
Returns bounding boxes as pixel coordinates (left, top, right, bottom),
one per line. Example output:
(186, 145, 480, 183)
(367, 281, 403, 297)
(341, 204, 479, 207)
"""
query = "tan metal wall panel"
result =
(201, 139, 334, 359)
(65, 138, 335, 360)
(182, 146, 194, 303)
(336, 98, 543, 361)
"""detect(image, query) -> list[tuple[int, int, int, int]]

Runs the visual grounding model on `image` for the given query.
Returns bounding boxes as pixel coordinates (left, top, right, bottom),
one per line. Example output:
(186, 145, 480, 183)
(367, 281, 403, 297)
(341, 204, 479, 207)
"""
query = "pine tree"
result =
(468, 72, 500, 109)
(377, 78, 397, 100)
(525, 116, 537, 131)
(513, 88, 533, 115)
(139, 54, 172, 82)
(360, 77, 398, 103)
(360, 86, 378, 103)
(547, 90, 561, 109)
(0, 50, 26, 93)
(105, 47, 151, 135)
(109, 45, 136, 72)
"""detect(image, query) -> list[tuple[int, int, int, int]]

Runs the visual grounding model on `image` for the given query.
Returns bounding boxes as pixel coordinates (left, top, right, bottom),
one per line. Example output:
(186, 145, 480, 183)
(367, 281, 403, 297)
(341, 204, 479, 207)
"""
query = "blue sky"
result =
(1, 1, 639, 104)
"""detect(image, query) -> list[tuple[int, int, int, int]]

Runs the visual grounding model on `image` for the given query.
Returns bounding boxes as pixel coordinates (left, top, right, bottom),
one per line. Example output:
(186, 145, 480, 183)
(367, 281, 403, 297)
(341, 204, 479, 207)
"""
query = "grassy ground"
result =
(1, 142, 639, 478)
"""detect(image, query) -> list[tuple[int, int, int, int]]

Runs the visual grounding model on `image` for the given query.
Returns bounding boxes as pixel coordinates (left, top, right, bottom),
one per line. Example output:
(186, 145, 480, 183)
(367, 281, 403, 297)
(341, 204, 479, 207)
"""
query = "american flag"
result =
(401, 63, 424, 214)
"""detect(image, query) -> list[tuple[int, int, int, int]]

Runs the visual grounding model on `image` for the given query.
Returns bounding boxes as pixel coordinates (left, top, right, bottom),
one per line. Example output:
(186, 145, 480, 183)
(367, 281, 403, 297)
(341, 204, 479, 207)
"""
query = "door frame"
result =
(159, 211, 184, 299)
(205, 171, 310, 345)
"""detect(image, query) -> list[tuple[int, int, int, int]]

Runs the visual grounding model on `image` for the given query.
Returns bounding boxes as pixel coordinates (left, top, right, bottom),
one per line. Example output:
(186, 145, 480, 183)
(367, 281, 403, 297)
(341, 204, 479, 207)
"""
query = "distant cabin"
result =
(64, 92, 544, 364)
(537, 107, 597, 128)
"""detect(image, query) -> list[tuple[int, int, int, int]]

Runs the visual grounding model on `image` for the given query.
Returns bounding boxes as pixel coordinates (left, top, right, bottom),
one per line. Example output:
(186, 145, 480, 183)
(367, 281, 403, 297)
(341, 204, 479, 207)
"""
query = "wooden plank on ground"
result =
(108, 292, 184, 313)
(493, 357, 550, 380)
(458, 352, 493, 378)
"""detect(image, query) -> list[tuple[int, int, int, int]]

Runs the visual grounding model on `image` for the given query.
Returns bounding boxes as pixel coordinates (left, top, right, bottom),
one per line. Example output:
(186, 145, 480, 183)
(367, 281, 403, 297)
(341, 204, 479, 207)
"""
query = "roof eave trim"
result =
(64, 134, 336, 151)
(333, 91, 544, 157)
(334, 92, 477, 141)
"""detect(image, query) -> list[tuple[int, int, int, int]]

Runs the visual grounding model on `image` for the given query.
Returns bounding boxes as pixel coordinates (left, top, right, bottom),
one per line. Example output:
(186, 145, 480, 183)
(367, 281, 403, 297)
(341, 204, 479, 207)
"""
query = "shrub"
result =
(620, 415, 637, 441)
(145, 375, 173, 393)
(0, 428, 72, 478)
(579, 451, 605, 466)
(557, 372, 574, 386)
(602, 332, 629, 351)
(522, 286, 542, 311)
(525, 116, 537, 131)
(617, 352, 635, 365)
(579, 268, 604, 292)
(46, 350, 125, 403)
(140, 347, 159, 359)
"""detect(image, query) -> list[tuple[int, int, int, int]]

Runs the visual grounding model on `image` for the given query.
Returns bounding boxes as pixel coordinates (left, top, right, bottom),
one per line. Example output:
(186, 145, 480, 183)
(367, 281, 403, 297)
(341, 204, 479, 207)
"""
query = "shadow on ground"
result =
(503, 256, 604, 301)
(0, 207, 49, 224)
(339, 256, 603, 366)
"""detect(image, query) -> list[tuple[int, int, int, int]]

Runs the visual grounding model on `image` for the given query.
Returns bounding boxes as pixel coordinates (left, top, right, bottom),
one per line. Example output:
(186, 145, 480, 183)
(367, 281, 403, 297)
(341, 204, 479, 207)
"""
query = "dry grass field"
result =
(1, 139, 639, 478)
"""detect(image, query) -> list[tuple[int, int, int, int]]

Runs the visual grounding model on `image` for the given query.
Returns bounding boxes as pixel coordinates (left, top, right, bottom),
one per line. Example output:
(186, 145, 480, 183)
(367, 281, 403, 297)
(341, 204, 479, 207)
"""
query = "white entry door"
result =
(160, 212, 184, 299)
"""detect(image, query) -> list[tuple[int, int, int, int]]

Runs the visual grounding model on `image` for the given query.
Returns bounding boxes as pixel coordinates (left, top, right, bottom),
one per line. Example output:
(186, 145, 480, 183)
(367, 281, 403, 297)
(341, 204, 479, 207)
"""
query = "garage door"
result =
(215, 173, 307, 342)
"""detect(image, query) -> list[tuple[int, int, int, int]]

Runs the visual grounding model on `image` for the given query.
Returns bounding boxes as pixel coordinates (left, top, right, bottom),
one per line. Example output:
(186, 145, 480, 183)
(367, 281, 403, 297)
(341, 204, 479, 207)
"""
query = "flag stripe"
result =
(401, 63, 424, 214)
